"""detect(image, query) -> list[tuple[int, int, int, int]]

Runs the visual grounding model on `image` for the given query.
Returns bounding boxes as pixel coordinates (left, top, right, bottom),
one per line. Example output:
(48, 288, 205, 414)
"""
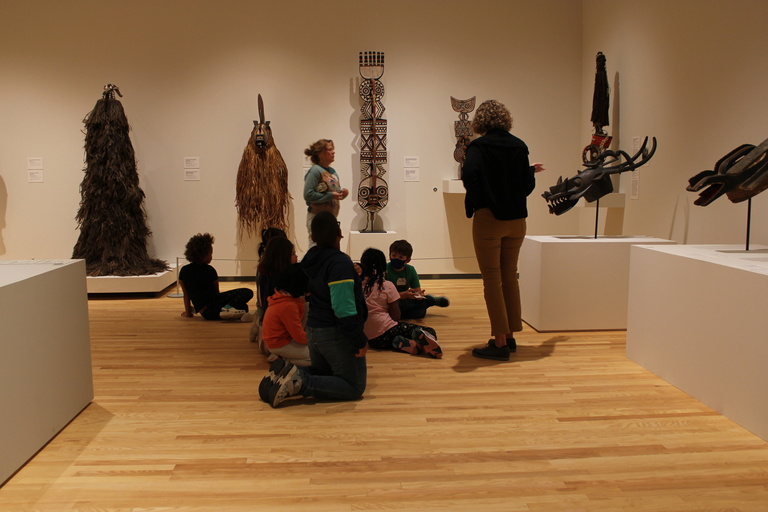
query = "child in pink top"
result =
(359, 248, 442, 358)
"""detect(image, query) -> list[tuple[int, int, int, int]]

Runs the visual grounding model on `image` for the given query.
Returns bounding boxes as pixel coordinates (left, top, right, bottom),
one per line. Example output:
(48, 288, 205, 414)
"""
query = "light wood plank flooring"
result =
(1, 279, 767, 511)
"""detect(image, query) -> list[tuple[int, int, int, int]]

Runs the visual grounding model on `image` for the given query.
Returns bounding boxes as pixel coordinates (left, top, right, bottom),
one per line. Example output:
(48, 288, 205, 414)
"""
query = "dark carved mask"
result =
(686, 138, 768, 206)
(251, 93, 272, 149)
(543, 136, 657, 215)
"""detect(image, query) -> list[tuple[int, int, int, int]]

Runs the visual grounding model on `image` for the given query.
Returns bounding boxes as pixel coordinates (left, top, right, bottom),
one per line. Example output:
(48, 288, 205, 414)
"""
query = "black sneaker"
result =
(266, 358, 288, 382)
(266, 362, 303, 408)
(258, 375, 272, 403)
(259, 358, 292, 404)
(427, 294, 450, 307)
(507, 338, 517, 352)
(472, 340, 510, 361)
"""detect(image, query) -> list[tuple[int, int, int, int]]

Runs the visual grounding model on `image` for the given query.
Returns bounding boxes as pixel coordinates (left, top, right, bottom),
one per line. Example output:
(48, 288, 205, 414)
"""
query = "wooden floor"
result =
(2, 279, 768, 511)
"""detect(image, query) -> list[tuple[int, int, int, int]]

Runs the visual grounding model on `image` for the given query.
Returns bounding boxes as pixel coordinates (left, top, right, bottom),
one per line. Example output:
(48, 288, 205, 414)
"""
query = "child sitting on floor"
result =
(261, 263, 311, 366)
(386, 239, 450, 320)
(361, 248, 442, 358)
(179, 233, 253, 320)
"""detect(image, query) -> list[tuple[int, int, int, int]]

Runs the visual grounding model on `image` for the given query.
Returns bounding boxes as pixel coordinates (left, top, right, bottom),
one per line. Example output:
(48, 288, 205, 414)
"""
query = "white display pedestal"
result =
(520, 235, 676, 331)
(0, 260, 93, 484)
(347, 231, 399, 262)
(626, 244, 768, 441)
(86, 265, 176, 294)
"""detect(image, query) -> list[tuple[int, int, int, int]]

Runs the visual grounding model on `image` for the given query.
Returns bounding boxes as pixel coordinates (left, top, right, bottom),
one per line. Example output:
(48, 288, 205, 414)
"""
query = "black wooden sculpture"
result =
(686, 138, 768, 206)
(543, 137, 657, 215)
(583, 51, 613, 165)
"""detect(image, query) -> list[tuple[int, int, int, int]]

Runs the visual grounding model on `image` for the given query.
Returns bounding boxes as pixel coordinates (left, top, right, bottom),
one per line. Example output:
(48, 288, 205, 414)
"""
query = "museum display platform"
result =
(626, 244, 768, 441)
(519, 235, 677, 331)
(0, 259, 93, 484)
(86, 265, 177, 294)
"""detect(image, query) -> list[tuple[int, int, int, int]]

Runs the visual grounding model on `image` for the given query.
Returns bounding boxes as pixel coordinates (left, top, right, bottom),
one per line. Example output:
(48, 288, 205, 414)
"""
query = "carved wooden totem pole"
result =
(451, 96, 476, 177)
(357, 51, 388, 232)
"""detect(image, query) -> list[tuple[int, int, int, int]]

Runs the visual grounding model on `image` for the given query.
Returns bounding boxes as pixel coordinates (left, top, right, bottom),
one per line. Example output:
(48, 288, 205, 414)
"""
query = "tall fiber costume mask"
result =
(235, 94, 291, 238)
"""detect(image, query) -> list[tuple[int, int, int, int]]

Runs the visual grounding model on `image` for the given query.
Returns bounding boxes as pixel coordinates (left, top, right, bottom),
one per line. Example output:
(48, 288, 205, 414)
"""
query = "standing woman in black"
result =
(461, 99, 545, 361)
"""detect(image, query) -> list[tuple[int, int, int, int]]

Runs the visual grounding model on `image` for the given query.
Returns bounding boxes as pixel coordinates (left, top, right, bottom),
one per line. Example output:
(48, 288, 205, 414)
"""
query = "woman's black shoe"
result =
(472, 340, 510, 361)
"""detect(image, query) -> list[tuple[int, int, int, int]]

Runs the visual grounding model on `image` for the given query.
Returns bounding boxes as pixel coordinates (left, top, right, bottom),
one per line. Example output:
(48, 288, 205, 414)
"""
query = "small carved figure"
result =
(543, 137, 657, 215)
(451, 96, 476, 168)
(686, 138, 768, 206)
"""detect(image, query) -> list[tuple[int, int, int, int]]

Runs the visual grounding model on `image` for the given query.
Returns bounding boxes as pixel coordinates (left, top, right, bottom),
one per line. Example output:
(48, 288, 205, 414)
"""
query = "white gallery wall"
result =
(1, 0, 766, 276)
(582, 0, 768, 246)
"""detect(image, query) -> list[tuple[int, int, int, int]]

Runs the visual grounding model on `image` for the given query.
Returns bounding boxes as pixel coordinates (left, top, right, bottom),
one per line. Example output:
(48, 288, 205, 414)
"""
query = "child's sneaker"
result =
(265, 362, 303, 408)
(426, 295, 450, 307)
(220, 305, 245, 320)
(411, 328, 443, 359)
(258, 375, 272, 403)
(266, 357, 288, 382)
(392, 335, 420, 355)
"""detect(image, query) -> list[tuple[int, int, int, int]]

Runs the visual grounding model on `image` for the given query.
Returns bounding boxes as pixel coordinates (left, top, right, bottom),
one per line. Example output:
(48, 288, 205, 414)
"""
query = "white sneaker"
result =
(220, 306, 245, 320)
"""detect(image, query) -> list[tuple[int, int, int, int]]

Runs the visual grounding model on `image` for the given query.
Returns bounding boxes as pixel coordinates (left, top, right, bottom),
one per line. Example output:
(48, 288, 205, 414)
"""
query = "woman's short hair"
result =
(184, 233, 214, 264)
(471, 99, 512, 134)
(304, 139, 334, 165)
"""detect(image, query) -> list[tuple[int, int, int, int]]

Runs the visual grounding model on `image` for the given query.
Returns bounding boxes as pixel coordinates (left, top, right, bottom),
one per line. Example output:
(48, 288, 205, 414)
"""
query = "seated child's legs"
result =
(303, 326, 366, 401)
(220, 288, 254, 311)
(206, 288, 254, 319)
(269, 340, 311, 367)
(398, 298, 427, 319)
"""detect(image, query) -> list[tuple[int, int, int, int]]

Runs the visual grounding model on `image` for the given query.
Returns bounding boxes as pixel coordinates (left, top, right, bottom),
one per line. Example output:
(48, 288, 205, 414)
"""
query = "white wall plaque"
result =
(404, 167, 419, 182)
(184, 169, 200, 181)
(27, 157, 44, 170)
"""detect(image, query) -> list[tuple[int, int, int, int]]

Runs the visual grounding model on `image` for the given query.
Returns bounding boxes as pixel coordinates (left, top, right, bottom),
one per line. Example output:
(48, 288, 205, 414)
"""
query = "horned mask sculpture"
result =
(235, 94, 291, 238)
(686, 138, 768, 206)
(543, 136, 657, 215)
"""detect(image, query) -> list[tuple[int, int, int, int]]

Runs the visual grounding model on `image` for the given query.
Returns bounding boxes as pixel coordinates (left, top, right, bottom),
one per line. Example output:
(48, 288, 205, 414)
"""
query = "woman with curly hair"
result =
(461, 99, 545, 361)
(179, 233, 254, 320)
(359, 248, 441, 358)
(302, 139, 349, 246)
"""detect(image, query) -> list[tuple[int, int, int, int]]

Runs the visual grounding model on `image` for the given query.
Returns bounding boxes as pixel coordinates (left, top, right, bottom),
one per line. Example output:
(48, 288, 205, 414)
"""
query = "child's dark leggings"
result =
(368, 322, 436, 350)
(201, 288, 254, 320)
(398, 296, 437, 320)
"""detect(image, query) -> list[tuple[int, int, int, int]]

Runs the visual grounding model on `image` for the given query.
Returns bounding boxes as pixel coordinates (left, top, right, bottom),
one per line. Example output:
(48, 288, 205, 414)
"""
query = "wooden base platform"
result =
(86, 266, 177, 294)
